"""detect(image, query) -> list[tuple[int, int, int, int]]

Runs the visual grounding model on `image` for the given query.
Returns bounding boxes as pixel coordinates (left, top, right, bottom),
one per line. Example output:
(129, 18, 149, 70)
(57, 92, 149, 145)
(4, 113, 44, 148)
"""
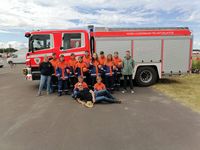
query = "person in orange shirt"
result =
(89, 53, 102, 86)
(72, 76, 89, 99)
(94, 76, 106, 91)
(113, 51, 123, 91)
(68, 53, 77, 88)
(98, 51, 107, 83)
(75, 56, 90, 85)
(103, 54, 116, 92)
(83, 51, 91, 67)
(56, 55, 70, 96)
(98, 51, 107, 65)
(49, 53, 59, 92)
(93, 76, 121, 104)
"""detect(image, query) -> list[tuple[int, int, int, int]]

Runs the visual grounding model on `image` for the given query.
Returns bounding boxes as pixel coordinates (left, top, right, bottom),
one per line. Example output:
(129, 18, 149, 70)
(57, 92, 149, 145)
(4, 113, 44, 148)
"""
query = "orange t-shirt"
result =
(113, 57, 122, 67)
(57, 61, 68, 78)
(83, 56, 91, 66)
(50, 59, 59, 74)
(99, 56, 107, 65)
(68, 58, 77, 69)
(74, 82, 88, 89)
(75, 62, 88, 76)
(94, 82, 106, 91)
(91, 59, 100, 75)
(105, 60, 115, 76)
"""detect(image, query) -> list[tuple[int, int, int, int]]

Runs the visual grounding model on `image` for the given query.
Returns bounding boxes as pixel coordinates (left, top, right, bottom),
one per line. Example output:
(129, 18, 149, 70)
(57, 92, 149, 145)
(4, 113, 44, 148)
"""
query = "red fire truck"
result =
(23, 25, 193, 86)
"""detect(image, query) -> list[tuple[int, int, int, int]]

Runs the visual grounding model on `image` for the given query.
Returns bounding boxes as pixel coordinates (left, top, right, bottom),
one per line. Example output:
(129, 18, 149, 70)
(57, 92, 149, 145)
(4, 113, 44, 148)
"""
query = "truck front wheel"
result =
(135, 66, 158, 87)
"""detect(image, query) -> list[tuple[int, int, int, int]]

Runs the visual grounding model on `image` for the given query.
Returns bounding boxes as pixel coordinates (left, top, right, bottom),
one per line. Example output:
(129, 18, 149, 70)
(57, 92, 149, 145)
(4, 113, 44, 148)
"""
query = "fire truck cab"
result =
(24, 25, 193, 86)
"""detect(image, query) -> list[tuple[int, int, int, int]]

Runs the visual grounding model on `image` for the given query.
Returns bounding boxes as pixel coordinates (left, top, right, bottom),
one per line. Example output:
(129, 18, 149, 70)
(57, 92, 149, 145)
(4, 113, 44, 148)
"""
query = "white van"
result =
(7, 50, 26, 64)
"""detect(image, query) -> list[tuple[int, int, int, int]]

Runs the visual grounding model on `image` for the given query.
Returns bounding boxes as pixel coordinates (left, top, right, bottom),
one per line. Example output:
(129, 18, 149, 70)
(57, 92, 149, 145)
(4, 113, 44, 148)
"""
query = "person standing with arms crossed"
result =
(122, 50, 135, 94)
(37, 56, 54, 96)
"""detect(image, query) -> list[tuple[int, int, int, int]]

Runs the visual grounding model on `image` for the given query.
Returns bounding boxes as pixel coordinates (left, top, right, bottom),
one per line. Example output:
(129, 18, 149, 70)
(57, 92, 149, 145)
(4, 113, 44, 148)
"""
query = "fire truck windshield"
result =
(29, 34, 53, 52)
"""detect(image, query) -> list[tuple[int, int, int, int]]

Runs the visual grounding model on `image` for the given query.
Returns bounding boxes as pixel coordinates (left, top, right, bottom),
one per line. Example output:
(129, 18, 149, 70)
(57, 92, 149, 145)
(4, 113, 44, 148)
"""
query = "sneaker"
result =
(131, 90, 135, 94)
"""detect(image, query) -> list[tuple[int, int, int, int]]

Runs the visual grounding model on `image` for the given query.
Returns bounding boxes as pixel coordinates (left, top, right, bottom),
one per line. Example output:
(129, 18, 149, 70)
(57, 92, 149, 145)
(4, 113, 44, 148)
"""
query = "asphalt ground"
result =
(0, 64, 200, 150)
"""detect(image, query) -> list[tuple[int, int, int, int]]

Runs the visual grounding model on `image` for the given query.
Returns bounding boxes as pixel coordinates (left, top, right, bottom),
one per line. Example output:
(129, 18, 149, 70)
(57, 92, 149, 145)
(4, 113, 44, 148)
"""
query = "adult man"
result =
(122, 50, 135, 94)
(38, 56, 54, 96)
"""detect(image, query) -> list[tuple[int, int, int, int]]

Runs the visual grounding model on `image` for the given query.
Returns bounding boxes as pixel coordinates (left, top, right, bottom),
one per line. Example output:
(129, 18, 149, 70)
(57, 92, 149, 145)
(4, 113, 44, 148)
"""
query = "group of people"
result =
(37, 50, 135, 107)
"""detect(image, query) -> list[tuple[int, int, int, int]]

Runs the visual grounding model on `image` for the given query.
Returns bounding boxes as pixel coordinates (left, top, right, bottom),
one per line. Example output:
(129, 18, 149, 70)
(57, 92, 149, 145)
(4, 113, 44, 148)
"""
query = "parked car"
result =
(0, 58, 3, 68)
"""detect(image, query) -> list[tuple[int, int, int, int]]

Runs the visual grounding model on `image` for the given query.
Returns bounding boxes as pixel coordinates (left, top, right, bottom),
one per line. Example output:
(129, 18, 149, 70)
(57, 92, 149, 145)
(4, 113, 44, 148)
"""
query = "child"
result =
(99, 51, 107, 65)
(75, 56, 90, 85)
(83, 51, 91, 67)
(104, 54, 116, 92)
(93, 76, 121, 104)
(72, 76, 88, 99)
(89, 53, 101, 86)
(94, 76, 106, 92)
(122, 50, 135, 94)
(56, 55, 70, 96)
(68, 53, 77, 89)
(113, 51, 122, 91)
(49, 53, 59, 92)
(98, 51, 107, 83)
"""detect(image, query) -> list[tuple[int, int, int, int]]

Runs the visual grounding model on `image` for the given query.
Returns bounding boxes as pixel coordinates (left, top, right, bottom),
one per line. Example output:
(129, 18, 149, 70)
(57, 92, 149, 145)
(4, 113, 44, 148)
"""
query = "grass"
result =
(153, 74, 200, 112)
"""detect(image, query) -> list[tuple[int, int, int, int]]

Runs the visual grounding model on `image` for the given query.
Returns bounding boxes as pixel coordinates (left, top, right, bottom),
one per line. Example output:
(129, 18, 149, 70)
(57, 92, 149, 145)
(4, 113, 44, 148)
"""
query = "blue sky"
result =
(0, 0, 200, 49)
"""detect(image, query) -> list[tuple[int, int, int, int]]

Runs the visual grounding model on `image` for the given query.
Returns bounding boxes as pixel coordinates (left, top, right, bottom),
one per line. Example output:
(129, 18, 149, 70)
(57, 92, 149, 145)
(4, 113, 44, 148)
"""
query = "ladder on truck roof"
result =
(93, 27, 189, 32)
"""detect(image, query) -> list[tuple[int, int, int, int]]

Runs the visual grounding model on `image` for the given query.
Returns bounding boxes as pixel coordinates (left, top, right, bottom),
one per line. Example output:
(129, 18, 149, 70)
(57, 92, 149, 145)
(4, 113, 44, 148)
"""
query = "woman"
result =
(103, 54, 116, 92)
(89, 53, 101, 86)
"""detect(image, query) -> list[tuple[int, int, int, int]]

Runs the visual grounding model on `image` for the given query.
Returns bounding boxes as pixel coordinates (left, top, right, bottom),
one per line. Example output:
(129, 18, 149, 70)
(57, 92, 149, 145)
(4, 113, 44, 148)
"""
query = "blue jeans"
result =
(95, 90, 116, 103)
(38, 75, 51, 94)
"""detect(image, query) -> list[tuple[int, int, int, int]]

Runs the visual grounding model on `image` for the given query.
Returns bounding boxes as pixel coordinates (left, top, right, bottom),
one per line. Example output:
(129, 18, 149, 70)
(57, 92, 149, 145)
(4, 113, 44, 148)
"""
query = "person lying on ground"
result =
(76, 82, 121, 108)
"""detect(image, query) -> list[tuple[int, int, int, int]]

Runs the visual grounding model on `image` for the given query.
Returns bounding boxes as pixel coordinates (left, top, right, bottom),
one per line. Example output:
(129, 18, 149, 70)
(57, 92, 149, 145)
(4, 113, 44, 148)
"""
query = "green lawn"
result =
(153, 74, 200, 112)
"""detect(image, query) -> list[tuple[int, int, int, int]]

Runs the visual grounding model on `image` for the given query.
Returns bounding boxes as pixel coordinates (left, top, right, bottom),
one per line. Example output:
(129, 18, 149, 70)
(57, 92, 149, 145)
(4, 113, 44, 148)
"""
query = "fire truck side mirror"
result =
(60, 46, 64, 50)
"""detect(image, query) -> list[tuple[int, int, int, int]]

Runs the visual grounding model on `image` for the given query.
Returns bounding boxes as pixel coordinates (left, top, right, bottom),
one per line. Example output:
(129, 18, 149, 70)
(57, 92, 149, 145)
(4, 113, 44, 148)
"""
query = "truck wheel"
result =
(135, 66, 158, 87)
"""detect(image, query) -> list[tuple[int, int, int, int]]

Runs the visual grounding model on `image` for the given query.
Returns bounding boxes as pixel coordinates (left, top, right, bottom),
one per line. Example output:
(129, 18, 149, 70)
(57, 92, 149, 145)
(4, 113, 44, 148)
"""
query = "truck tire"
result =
(135, 66, 158, 87)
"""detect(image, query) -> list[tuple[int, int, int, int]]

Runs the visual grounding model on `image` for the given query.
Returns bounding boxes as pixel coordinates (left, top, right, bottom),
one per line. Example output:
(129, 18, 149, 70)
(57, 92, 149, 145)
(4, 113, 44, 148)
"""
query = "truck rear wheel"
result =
(135, 66, 158, 87)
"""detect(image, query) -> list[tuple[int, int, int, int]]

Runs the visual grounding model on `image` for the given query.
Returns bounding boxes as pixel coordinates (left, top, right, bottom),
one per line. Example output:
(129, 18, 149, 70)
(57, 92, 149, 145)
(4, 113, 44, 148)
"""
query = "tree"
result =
(0, 48, 18, 53)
